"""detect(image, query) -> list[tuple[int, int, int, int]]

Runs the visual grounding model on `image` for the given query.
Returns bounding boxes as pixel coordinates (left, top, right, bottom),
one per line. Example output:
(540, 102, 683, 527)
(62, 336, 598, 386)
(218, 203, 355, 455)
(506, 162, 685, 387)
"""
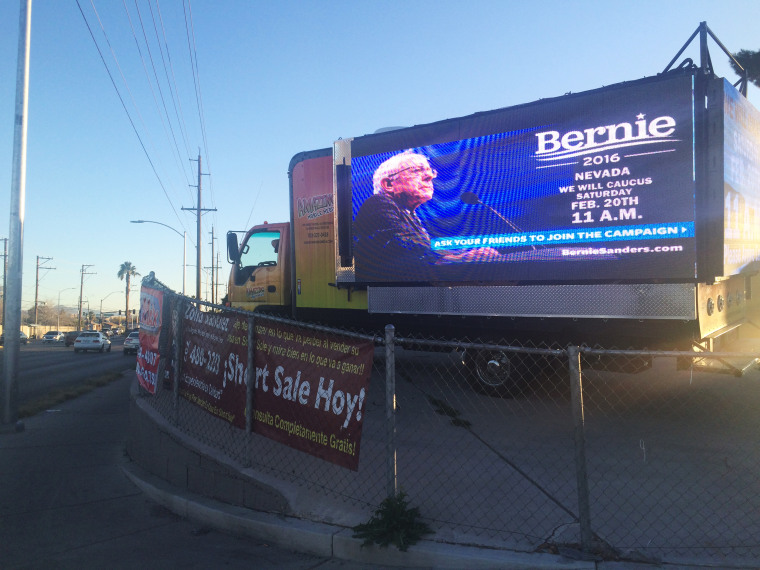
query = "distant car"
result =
(64, 331, 84, 346)
(0, 330, 29, 345)
(123, 331, 140, 355)
(73, 331, 111, 353)
(101, 329, 113, 338)
(42, 330, 65, 343)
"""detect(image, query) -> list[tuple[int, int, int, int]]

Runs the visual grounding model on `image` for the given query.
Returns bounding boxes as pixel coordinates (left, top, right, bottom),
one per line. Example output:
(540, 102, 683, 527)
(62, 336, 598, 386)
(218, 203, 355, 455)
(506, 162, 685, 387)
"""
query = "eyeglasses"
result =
(387, 165, 437, 180)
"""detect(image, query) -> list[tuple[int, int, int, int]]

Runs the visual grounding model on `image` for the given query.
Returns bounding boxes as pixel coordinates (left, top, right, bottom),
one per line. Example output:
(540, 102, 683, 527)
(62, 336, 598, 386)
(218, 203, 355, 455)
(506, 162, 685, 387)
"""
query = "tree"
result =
(117, 262, 140, 328)
(24, 303, 55, 326)
(730, 49, 760, 89)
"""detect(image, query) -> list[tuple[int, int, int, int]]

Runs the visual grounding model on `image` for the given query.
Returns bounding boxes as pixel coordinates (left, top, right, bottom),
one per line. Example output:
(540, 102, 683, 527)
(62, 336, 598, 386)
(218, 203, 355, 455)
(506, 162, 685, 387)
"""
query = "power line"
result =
(76, 0, 185, 230)
(122, 0, 194, 195)
(183, 0, 215, 211)
(150, 0, 194, 163)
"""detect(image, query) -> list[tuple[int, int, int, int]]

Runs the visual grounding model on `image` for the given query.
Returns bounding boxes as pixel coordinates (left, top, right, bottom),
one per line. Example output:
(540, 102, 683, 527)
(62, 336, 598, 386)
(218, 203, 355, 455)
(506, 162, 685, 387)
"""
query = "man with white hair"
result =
(353, 150, 501, 281)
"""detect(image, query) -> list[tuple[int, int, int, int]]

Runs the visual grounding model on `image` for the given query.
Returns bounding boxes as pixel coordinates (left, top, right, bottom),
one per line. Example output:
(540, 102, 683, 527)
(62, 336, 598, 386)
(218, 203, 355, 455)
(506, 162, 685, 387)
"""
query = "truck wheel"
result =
(463, 349, 526, 397)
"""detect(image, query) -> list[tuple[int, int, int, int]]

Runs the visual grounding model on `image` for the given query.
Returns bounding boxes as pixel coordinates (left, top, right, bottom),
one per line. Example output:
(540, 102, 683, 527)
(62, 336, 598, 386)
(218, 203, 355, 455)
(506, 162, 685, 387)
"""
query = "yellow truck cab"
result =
(227, 222, 290, 313)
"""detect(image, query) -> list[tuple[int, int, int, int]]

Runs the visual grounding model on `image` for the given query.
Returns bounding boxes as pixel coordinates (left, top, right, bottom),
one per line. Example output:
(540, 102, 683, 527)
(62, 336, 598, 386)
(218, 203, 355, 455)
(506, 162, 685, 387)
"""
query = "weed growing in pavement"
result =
(352, 491, 432, 551)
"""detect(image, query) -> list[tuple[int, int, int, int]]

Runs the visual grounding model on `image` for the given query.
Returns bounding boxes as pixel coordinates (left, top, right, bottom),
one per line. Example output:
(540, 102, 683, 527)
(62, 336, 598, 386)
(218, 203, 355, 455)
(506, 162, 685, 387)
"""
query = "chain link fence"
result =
(135, 279, 760, 566)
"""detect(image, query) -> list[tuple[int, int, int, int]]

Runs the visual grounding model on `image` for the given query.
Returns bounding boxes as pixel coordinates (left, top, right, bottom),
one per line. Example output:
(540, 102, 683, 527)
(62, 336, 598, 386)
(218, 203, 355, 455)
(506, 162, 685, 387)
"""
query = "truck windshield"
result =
(240, 230, 280, 267)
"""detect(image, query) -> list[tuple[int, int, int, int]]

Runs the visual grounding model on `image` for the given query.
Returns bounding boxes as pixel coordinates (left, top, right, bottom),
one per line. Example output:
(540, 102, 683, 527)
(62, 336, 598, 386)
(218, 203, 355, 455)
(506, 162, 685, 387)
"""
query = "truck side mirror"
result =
(227, 232, 240, 264)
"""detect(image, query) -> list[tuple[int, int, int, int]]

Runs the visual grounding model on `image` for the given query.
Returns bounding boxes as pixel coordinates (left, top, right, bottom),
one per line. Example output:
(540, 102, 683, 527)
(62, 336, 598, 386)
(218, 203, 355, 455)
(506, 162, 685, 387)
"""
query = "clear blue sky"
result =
(1, 0, 759, 316)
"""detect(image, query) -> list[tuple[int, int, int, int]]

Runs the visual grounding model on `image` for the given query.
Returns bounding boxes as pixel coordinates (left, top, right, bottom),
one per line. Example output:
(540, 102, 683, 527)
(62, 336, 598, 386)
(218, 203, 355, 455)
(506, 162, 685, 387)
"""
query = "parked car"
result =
(42, 330, 65, 343)
(0, 330, 29, 345)
(123, 331, 140, 355)
(73, 331, 111, 353)
(64, 331, 84, 346)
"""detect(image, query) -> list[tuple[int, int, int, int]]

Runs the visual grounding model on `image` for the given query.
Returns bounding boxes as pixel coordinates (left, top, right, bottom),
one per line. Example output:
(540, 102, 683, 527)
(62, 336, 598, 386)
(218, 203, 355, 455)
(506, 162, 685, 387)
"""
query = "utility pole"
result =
(183, 152, 215, 300)
(34, 255, 53, 331)
(209, 227, 215, 304)
(204, 230, 221, 305)
(77, 264, 95, 331)
(0, 0, 32, 431)
(2, 0, 32, 430)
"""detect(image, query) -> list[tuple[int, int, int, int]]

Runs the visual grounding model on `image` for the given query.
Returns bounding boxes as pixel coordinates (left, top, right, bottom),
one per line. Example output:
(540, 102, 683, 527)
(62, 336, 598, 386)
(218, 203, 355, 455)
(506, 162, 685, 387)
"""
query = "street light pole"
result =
(57, 287, 76, 330)
(130, 220, 186, 295)
(3, 0, 32, 429)
(99, 290, 121, 330)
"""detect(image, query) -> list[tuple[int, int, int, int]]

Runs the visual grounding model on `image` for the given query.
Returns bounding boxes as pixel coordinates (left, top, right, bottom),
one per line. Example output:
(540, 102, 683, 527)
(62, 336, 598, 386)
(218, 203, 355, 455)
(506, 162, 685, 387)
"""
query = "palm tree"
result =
(730, 49, 760, 89)
(117, 262, 140, 328)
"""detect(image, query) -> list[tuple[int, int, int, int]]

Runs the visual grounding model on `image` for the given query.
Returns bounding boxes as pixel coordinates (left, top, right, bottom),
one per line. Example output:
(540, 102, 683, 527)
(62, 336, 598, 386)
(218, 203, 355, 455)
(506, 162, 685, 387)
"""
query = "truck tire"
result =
(463, 349, 526, 398)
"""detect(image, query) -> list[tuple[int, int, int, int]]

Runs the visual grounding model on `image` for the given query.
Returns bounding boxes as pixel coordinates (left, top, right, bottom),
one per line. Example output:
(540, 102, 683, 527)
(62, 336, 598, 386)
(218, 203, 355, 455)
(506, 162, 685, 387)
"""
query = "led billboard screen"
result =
(350, 74, 697, 284)
(722, 79, 760, 276)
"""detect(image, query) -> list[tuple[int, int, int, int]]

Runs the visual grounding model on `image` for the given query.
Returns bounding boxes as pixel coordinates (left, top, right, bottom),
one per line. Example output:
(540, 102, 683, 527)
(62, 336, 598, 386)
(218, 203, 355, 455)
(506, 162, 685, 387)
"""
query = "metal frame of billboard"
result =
(663, 21, 749, 98)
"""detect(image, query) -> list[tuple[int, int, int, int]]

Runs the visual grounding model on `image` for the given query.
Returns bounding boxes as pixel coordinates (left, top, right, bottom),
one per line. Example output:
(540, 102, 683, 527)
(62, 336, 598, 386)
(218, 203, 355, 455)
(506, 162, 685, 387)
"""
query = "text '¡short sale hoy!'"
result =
(178, 305, 374, 471)
(252, 321, 374, 471)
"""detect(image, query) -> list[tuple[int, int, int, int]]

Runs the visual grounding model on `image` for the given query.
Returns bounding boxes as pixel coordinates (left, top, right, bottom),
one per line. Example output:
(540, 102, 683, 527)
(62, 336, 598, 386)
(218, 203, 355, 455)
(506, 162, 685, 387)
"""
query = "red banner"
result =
(136, 286, 163, 394)
(179, 306, 248, 428)
(177, 306, 373, 470)
(252, 320, 373, 471)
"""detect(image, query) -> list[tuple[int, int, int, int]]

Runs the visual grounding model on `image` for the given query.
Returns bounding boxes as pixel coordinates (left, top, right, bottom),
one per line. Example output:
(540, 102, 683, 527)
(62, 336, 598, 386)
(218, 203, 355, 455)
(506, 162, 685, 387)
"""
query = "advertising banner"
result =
(291, 153, 359, 310)
(252, 319, 373, 471)
(178, 307, 374, 470)
(179, 306, 248, 428)
(350, 74, 698, 284)
(136, 286, 163, 394)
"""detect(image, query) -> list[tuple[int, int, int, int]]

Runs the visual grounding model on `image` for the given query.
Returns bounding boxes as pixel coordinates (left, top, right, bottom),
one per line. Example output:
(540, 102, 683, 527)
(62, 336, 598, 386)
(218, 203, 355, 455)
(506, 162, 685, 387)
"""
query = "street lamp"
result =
(129, 287, 138, 329)
(57, 287, 76, 330)
(130, 220, 186, 295)
(100, 290, 121, 329)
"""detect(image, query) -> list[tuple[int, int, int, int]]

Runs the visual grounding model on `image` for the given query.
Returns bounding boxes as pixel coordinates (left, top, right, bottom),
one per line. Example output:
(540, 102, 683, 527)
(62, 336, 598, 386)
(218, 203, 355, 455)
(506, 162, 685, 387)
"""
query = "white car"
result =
(123, 331, 140, 355)
(73, 331, 112, 353)
(0, 330, 28, 345)
(42, 330, 65, 343)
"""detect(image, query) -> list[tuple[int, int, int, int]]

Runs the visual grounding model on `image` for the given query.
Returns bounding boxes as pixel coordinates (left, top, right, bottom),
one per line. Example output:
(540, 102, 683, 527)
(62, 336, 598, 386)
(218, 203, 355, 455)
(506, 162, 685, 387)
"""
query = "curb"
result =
(122, 461, 595, 569)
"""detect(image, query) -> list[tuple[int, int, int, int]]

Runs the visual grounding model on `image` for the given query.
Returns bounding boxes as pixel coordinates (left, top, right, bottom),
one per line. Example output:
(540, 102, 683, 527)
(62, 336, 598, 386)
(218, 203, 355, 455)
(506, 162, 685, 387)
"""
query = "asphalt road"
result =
(0, 337, 137, 406)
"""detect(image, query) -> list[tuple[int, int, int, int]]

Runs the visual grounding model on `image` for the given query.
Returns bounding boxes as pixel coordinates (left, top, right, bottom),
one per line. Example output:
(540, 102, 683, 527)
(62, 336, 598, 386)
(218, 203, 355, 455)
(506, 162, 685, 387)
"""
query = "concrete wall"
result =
(126, 383, 290, 514)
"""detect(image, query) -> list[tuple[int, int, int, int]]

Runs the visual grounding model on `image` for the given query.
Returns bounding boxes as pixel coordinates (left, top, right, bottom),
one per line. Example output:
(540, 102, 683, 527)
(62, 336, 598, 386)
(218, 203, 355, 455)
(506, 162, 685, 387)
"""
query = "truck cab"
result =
(227, 222, 291, 313)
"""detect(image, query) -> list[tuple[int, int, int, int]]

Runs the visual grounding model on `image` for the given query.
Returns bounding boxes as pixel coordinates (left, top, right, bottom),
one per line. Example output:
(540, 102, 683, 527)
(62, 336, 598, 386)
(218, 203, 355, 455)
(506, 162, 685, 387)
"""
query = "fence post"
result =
(568, 344, 593, 551)
(385, 324, 398, 497)
(246, 315, 255, 434)
(171, 298, 185, 426)
(245, 315, 255, 468)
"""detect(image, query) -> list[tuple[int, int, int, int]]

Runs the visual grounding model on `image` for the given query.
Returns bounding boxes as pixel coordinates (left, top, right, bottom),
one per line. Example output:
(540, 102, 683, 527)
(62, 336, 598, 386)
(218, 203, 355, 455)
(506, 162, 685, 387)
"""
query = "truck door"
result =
(231, 229, 288, 310)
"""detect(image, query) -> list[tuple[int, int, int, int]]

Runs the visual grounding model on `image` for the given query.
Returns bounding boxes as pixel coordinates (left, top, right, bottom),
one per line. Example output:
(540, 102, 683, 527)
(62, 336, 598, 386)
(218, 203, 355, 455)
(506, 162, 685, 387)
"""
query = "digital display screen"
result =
(722, 79, 760, 276)
(350, 74, 697, 284)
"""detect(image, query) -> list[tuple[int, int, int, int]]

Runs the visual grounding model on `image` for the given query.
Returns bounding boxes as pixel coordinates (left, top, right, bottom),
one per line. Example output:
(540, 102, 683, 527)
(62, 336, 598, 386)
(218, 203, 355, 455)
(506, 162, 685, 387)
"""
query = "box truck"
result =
(227, 44, 760, 393)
